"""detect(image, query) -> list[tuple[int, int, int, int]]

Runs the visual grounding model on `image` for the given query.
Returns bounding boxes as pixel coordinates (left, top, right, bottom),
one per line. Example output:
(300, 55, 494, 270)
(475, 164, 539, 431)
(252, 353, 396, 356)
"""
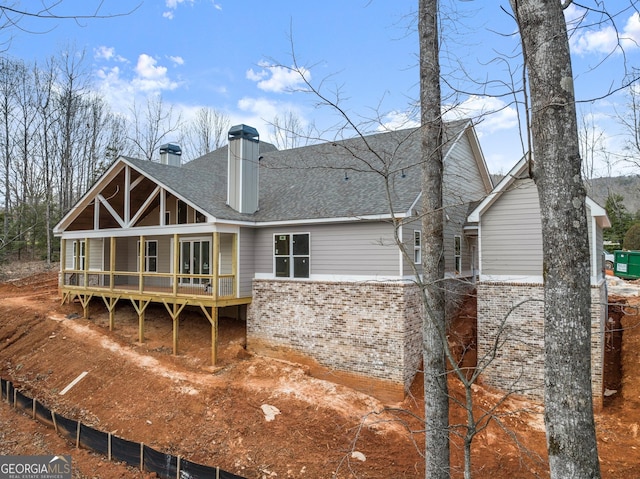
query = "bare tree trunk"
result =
(419, 1, 449, 477)
(509, 1, 601, 477)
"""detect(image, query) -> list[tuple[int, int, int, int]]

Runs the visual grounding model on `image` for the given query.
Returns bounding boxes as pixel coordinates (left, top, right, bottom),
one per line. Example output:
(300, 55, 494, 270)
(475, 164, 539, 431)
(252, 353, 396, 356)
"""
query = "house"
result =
(466, 155, 610, 409)
(54, 120, 493, 402)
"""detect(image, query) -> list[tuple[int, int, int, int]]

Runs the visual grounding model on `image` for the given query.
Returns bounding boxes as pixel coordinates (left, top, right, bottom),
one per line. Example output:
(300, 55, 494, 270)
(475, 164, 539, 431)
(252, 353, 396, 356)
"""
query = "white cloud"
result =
(95, 46, 114, 60)
(131, 54, 179, 92)
(163, 0, 220, 19)
(443, 95, 519, 134)
(94, 46, 127, 63)
(569, 6, 640, 55)
(246, 62, 310, 93)
(237, 96, 281, 121)
(378, 111, 420, 131)
(169, 55, 184, 66)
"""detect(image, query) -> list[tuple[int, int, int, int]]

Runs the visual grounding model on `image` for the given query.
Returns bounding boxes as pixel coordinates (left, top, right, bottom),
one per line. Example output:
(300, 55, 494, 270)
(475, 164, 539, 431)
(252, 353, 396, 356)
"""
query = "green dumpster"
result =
(614, 250, 640, 279)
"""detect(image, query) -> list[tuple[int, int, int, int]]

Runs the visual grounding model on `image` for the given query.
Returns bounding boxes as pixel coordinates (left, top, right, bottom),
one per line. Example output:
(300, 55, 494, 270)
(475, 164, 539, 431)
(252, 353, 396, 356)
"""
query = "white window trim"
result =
(73, 240, 85, 271)
(273, 232, 311, 279)
(137, 239, 158, 273)
(414, 230, 422, 264)
(454, 235, 462, 274)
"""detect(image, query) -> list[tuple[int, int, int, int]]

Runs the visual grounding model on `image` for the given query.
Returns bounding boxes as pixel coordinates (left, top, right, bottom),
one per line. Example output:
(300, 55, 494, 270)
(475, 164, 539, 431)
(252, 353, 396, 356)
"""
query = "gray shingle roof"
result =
(125, 120, 469, 223)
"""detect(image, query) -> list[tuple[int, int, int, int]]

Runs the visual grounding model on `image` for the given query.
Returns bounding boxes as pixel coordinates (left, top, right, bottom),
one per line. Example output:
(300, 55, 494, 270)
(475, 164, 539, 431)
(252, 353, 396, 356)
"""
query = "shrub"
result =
(623, 223, 640, 250)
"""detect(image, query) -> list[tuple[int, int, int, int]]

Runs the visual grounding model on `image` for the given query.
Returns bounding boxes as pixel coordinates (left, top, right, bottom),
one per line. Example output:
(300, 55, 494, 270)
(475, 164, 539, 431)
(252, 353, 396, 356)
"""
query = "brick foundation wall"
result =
(247, 278, 475, 402)
(477, 281, 605, 408)
(248, 280, 422, 398)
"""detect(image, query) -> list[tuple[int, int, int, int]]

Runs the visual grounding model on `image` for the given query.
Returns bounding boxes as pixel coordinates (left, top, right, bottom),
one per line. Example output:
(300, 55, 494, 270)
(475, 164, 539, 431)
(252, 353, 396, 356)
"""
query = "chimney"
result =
(159, 143, 182, 166)
(227, 124, 259, 214)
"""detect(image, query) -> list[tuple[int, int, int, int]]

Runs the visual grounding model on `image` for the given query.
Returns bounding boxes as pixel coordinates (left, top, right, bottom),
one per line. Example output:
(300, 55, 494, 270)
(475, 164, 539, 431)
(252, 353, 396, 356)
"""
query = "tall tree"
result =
(509, 1, 601, 477)
(0, 57, 19, 253)
(129, 93, 182, 162)
(419, 0, 449, 477)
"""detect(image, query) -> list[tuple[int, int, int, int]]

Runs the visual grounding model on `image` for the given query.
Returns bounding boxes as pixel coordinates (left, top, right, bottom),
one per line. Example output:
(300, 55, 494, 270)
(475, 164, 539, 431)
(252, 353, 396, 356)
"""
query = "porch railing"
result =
(62, 269, 236, 299)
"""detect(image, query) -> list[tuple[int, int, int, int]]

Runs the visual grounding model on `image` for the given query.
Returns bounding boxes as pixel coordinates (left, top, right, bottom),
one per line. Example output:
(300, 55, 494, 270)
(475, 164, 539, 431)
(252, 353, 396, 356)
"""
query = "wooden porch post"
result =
(138, 235, 145, 294)
(109, 237, 116, 292)
(213, 232, 219, 300)
(84, 237, 89, 290)
(173, 234, 179, 296)
(60, 238, 66, 292)
(231, 233, 237, 297)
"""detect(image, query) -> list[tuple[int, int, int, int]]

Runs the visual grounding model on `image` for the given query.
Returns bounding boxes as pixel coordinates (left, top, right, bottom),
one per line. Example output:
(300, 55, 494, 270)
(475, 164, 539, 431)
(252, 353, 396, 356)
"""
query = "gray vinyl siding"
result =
(64, 240, 74, 269)
(595, 218, 603, 272)
(238, 227, 255, 297)
(443, 131, 488, 207)
(443, 203, 470, 273)
(88, 238, 103, 270)
(481, 178, 543, 276)
(401, 219, 423, 276)
(588, 204, 603, 274)
(442, 131, 490, 275)
(124, 235, 172, 273)
(63, 239, 103, 270)
(254, 221, 400, 277)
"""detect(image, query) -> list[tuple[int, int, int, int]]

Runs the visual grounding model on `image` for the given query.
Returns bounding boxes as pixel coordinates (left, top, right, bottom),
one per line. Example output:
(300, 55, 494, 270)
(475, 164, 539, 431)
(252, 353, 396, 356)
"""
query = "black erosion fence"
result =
(1, 377, 246, 479)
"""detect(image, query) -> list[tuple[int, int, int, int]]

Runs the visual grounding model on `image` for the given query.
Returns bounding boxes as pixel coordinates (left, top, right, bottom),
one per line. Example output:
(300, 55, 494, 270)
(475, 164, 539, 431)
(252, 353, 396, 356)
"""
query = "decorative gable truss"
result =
(56, 160, 208, 234)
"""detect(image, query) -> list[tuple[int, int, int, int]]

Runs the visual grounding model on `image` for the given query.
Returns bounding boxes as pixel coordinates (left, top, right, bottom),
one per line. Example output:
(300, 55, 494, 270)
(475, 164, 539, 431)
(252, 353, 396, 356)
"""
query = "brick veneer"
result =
(247, 278, 475, 402)
(476, 281, 605, 409)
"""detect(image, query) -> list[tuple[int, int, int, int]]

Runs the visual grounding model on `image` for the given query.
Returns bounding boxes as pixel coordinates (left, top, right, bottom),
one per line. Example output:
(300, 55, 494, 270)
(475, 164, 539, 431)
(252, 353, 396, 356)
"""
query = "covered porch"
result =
(60, 231, 251, 365)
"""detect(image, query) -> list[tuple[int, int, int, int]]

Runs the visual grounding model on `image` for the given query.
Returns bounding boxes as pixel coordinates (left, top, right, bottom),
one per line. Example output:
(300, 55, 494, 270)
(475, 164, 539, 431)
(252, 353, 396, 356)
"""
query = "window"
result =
(414, 230, 421, 264)
(165, 211, 170, 225)
(274, 233, 310, 278)
(454, 235, 462, 274)
(178, 200, 188, 224)
(137, 240, 158, 272)
(73, 240, 85, 270)
(195, 210, 206, 223)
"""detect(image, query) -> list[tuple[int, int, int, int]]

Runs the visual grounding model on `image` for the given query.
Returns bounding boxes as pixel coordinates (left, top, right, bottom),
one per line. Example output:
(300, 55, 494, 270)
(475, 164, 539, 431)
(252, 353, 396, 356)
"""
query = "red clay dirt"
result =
(0, 262, 639, 478)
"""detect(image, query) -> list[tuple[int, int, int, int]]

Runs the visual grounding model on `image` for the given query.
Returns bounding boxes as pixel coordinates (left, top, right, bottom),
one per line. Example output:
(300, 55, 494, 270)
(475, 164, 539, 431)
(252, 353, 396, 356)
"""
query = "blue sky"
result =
(5, 0, 640, 176)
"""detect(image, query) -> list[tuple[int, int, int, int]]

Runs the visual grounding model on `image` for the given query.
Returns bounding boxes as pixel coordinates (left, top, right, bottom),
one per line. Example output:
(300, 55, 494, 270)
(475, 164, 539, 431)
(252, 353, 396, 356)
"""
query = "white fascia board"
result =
(220, 212, 407, 228)
(57, 223, 239, 239)
(586, 196, 611, 228)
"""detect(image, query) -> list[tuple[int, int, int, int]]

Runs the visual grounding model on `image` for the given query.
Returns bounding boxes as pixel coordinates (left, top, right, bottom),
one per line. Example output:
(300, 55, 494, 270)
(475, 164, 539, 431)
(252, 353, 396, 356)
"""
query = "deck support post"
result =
(199, 304, 218, 365)
(101, 295, 120, 331)
(130, 298, 151, 343)
(78, 293, 93, 319)
(163, 300, 187, 355)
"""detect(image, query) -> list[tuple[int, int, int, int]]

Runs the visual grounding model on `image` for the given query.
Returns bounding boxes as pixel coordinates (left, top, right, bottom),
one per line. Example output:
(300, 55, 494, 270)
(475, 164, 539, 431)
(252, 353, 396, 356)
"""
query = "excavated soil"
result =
(0, 263, 639, 478)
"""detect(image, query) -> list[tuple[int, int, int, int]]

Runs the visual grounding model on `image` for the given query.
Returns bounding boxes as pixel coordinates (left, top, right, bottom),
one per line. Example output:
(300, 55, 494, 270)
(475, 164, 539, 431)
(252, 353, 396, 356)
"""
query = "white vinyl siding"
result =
(481, 178, 543, 276)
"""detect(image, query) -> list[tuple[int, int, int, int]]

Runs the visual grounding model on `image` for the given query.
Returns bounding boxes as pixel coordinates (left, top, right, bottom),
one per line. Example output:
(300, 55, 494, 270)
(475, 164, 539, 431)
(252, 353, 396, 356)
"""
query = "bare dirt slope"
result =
(0, 265, 639, 478)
